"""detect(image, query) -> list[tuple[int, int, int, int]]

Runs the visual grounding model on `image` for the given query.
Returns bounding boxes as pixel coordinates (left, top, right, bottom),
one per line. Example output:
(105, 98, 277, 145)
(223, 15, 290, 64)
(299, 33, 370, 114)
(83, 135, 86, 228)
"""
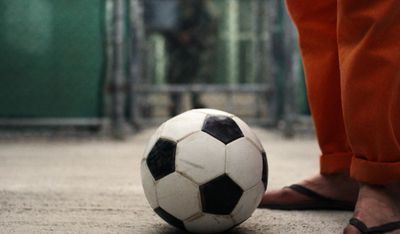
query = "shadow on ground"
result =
(146, 224, 272, 234)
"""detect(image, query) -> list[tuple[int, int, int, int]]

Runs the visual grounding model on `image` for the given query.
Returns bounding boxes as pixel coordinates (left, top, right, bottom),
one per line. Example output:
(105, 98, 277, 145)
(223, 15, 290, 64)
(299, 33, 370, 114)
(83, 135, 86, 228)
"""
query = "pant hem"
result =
(320, 152, 353, 174)
(350, 157, 400, 185)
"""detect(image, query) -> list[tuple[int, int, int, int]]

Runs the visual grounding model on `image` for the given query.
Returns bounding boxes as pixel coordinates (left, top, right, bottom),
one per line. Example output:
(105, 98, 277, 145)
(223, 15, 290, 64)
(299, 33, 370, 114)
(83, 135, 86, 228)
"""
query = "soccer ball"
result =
(141, 109, 268, 233)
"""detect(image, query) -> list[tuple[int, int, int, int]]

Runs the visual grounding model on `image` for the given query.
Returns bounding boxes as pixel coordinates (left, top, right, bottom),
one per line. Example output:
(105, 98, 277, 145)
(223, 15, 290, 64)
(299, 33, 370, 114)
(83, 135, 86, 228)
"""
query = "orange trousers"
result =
(286, 0, 400, 185)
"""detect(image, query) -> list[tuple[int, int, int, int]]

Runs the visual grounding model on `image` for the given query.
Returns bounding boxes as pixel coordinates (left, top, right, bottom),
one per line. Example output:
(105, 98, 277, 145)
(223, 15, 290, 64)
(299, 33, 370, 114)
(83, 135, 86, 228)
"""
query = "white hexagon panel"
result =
(232, 116, 264, 152)
(175, 131, 226, 184)
(226, 138, 263, 190)
(156, 172, 201, 220)
(159, 111, 207, 142)
(143, 123, 165, 159)
(184, 214, 235, 234)
(194, 108, 234, 117)
(140, 161, 158, 209)
(231, 181, 264, 224)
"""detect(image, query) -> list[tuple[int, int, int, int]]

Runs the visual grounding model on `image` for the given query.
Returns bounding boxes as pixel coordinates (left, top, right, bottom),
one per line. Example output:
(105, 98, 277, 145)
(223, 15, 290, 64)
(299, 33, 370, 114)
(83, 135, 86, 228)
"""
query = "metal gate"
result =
(115, 0, 302, 132)
(45, 0, 310, 137)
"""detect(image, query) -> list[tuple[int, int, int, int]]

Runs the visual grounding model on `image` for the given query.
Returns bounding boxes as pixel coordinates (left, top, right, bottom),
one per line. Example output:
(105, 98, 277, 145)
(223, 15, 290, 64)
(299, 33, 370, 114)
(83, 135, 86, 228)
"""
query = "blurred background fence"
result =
(0, 0, 311, 138)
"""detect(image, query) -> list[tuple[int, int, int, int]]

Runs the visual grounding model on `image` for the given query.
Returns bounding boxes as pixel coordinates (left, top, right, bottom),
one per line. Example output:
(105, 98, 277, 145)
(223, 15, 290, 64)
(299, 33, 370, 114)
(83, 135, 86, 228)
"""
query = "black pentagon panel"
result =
(200, 174, 243, 215)
(202, 115, 244, 144)
(154, 207, 186, 231)
(146, 139, 177, 181)
(261, 152, 268, 190)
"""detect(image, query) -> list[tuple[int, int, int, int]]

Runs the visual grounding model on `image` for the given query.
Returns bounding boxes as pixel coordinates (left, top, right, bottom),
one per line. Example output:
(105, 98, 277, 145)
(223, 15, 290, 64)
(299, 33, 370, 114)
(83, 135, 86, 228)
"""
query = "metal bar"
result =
(248, 0, 258, 84)
(133, 117, 277, 128)
(268, 0, 285, 126)
(0, 118, 107, 127)
(129, 0, 145, 127)
(282, 6, 300, 138)
(131, 84, 274, 93)
(226, 0, 239, 84)
(254, 0, 263, 117)
(104, 0, 114, 122)
(111, 0, 127, 138)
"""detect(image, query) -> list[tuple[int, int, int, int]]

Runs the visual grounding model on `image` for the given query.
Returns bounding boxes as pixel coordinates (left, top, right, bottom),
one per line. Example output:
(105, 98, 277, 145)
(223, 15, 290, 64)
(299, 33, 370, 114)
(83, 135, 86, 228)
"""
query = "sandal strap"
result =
(350, 218, 368, 233)
(287, 184, 335, 202)
(369, 220, 400, 233)
(350, 218, 400, 234)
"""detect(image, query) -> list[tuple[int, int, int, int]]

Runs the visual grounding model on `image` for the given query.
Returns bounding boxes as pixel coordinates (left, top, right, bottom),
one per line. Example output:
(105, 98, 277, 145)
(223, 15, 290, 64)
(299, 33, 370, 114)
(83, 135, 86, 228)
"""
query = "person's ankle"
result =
(360, 182, 400, 191)
(384, 182, 400, 195)
(320, 172, 355, 184)
(360, 182, 400, 201)
(321, 171, 350, 178)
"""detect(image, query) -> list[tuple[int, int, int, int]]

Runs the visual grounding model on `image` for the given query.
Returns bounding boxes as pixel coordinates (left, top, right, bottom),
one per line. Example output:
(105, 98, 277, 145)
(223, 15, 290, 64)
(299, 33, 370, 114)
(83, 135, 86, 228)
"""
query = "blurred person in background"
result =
(259, 1, 400, 233)
(163, 0, 217, 116)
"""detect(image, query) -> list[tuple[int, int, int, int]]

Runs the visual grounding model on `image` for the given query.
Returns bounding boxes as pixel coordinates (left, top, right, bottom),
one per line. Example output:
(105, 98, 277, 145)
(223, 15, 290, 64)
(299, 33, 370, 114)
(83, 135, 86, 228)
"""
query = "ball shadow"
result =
(152, 224, 271, 234)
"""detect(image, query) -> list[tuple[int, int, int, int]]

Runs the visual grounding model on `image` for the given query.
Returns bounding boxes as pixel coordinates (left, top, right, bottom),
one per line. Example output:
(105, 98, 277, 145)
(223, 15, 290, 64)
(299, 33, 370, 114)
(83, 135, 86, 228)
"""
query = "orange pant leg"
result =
(338, 0, 400, 185)
(286, 0, 353, 173)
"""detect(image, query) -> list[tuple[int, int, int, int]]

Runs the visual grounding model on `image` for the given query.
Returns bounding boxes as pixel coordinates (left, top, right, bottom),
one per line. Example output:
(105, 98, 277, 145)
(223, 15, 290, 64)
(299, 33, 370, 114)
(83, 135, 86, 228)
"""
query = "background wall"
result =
(0, 0, 105, 118)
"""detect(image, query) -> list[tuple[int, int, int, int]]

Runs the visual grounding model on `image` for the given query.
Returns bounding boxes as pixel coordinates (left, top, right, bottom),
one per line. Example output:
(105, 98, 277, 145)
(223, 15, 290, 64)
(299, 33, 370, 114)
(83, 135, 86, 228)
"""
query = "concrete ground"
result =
(0, 128, 352, 234)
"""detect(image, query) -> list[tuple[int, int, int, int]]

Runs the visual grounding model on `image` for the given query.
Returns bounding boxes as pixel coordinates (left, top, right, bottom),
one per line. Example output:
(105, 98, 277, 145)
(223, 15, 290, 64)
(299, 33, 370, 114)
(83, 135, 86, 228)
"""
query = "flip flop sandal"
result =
(349, 218, 400, 234)
(258, 184, 355, 211)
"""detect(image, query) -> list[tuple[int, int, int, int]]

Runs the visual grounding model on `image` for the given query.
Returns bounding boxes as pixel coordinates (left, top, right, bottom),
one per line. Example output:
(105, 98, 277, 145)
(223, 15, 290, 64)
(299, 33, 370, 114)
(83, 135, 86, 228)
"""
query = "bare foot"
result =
(259, 173, 359, 209)
(344, 183, 400, 234)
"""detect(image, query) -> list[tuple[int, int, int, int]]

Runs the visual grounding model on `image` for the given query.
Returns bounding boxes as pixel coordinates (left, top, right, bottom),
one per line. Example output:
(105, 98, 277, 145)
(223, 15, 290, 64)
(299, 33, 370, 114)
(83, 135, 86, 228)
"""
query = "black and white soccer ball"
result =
(141, 109, 268, 233)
